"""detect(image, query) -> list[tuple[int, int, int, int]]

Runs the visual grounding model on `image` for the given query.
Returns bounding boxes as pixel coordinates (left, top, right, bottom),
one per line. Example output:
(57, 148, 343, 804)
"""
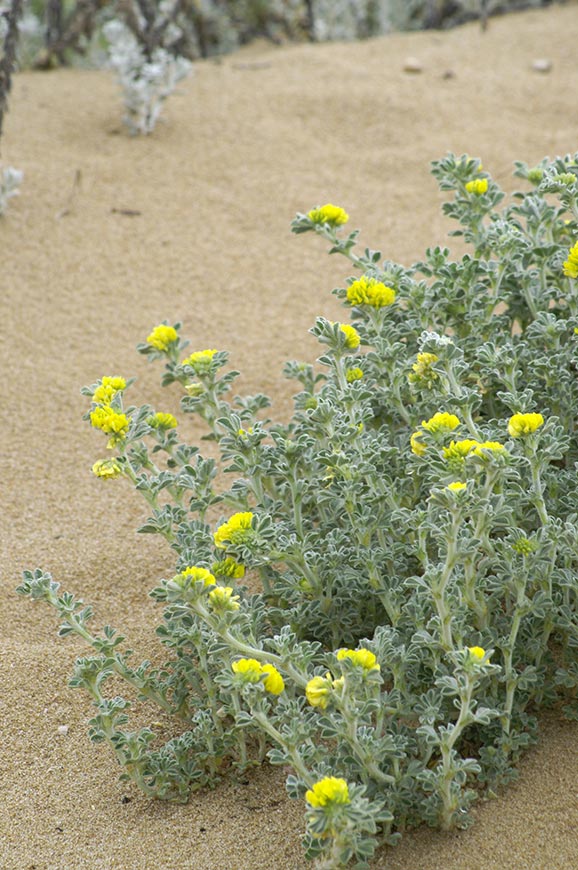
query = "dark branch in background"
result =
(35, 0, 110, 69)
(117, 0, 186, 60)
(0, 0, 23, 143)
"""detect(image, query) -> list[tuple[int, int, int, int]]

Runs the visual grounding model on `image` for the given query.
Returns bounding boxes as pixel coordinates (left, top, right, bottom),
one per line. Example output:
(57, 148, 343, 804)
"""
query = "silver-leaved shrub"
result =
(19, 152, 578, 868)
(0, 164, 23, 214)
(103, 17, 192, 135)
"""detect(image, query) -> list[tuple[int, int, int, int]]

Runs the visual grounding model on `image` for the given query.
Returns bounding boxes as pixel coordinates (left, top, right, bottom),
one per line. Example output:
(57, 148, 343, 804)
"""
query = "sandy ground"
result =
(2, 4, 578, 868)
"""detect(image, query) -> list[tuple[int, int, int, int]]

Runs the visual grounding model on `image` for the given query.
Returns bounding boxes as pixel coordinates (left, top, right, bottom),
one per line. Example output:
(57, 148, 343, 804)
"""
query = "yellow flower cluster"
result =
(147, 324, 178, 352)
(507, 413, 544, 438)
(307, 204, 349, 227)
(468, 646, 486, 660)
(93, 376, 127, 406)
(214, 512, 254, 549)
(563, 241, 578, 279)
(409, 352, 439, 387)
(465, 178, 488, 195)
(305, 777, 350, 808)
(90, 406, 130, 439)
(305, 673, 335, 710)
(231, 659, 285, 694)
(421, 412, 461, 434)
(411, 412, 461, 455)
(346, 276, 396, 309)
(338, 323, 361, 350)
(182, 349, 218, 372)
(175, 566, 216, 587)
(345, 367, 364, 383)
(148, 412, 178, 430)
(447, 481, 467, 492)
(443, 439, 505, 461)
(336, 648, 380, 671)
(208, 586, 240, 612)
(92, 459, 122, 480)
(212, 557, 245, 579)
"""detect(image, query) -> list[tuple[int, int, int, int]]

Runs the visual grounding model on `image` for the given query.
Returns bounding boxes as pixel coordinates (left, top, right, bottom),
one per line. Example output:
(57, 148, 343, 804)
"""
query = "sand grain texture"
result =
(2, 5, 578, 869)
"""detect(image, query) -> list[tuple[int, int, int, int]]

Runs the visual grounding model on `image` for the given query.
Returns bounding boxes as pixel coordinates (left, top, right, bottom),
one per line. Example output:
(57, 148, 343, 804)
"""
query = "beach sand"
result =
(1, 4, 578, 868)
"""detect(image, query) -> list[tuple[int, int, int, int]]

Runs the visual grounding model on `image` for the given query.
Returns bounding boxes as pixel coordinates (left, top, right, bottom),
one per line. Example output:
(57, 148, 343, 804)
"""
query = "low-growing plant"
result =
(0, 163, 22, 212)
(103, 3, 192, 135)
(19, 152, 578, 868)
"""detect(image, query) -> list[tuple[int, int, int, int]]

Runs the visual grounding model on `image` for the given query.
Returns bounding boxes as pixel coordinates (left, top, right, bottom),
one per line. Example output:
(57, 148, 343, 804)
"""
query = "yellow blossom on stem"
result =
(442, 439, 481, 461)
(93, 376, 127, 405)
(345, 367, 364, 383)
(410, 430, 427, 456)
(147, 324, 178, 352)
(261, 664, 285, 695)
(338, 323, 361, 350)
(447, 481, 467, 492)
(92, 459, 122, 480)
(409, 352, 439, 386)
(305, 674, 334, 710)
(90, 406, 130, 439)
(346, 276, 396, 308)
(307, 204, 349, 227)
(468, 646, 486, 661)
(472, 441, 505, 456)
(182, 349, 218, 372)
(232, 658, 263, 683)
(507, 413, 544, 438)
(465, 178, 488, 195)
(174, 566, 216, 588)
(422, 412, 461, 434)
(306, 777, 350, 808)
(212, 557, 245, 579)
(336, 648, 380, 672)
(208, 586, 240, 612)
(148, 412, 178, 430)
(214, 512, 254, 549)
(563, 241, 578, 278)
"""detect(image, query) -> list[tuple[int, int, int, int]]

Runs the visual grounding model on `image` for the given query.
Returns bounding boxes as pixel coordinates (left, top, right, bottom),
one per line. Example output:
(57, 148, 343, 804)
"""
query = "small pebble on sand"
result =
(532, 58, 552, 73)
(403, 57, 423, 73)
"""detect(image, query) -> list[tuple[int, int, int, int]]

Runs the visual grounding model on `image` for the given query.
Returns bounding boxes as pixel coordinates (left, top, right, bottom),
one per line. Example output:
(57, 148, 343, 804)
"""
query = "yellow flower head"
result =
(175, 566, 216, 588)
(346, 276, 396, 309)
(182, 349, 218, 373)
(512, 536, 536, 556)
(305, 674, 334, 710)
(563, 241, 578, 279)
(148, 412, 178, 430)
(90, 406, 130, 439)
(336, 648, 380, 672)
(447, 481, 467, 492)
(92, 459, 122, 480)
(465, 178, 488, 195)
(261, 664, 285, 695)
(410, 430, 427, 456)
(422, 412, 461, 434)
(232, 658, 263, 683)
(507, 413, 544, 438)
(308, 204, 349, 227)
(409, 352, 439, 387)
(306, 777, 350, 808)
(345, 367, 364, 383)
(468, 646, 486, 661)
(212, 557, 245, 579)
(147, 324, 178, 352)
(442, 439, 480, 461)
(338, 323, 361, 350)
(472, 440, 505, 456)
(93, 376, 127, 406)
(208, 586, 240, 612)
(214, 512, 254, 549)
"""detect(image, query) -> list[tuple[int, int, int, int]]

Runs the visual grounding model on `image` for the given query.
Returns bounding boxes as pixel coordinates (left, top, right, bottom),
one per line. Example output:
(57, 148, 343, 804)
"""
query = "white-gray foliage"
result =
(0, 165, 23, 215)
(312, 0, 389, 41)
(103, 18, 192, 135)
